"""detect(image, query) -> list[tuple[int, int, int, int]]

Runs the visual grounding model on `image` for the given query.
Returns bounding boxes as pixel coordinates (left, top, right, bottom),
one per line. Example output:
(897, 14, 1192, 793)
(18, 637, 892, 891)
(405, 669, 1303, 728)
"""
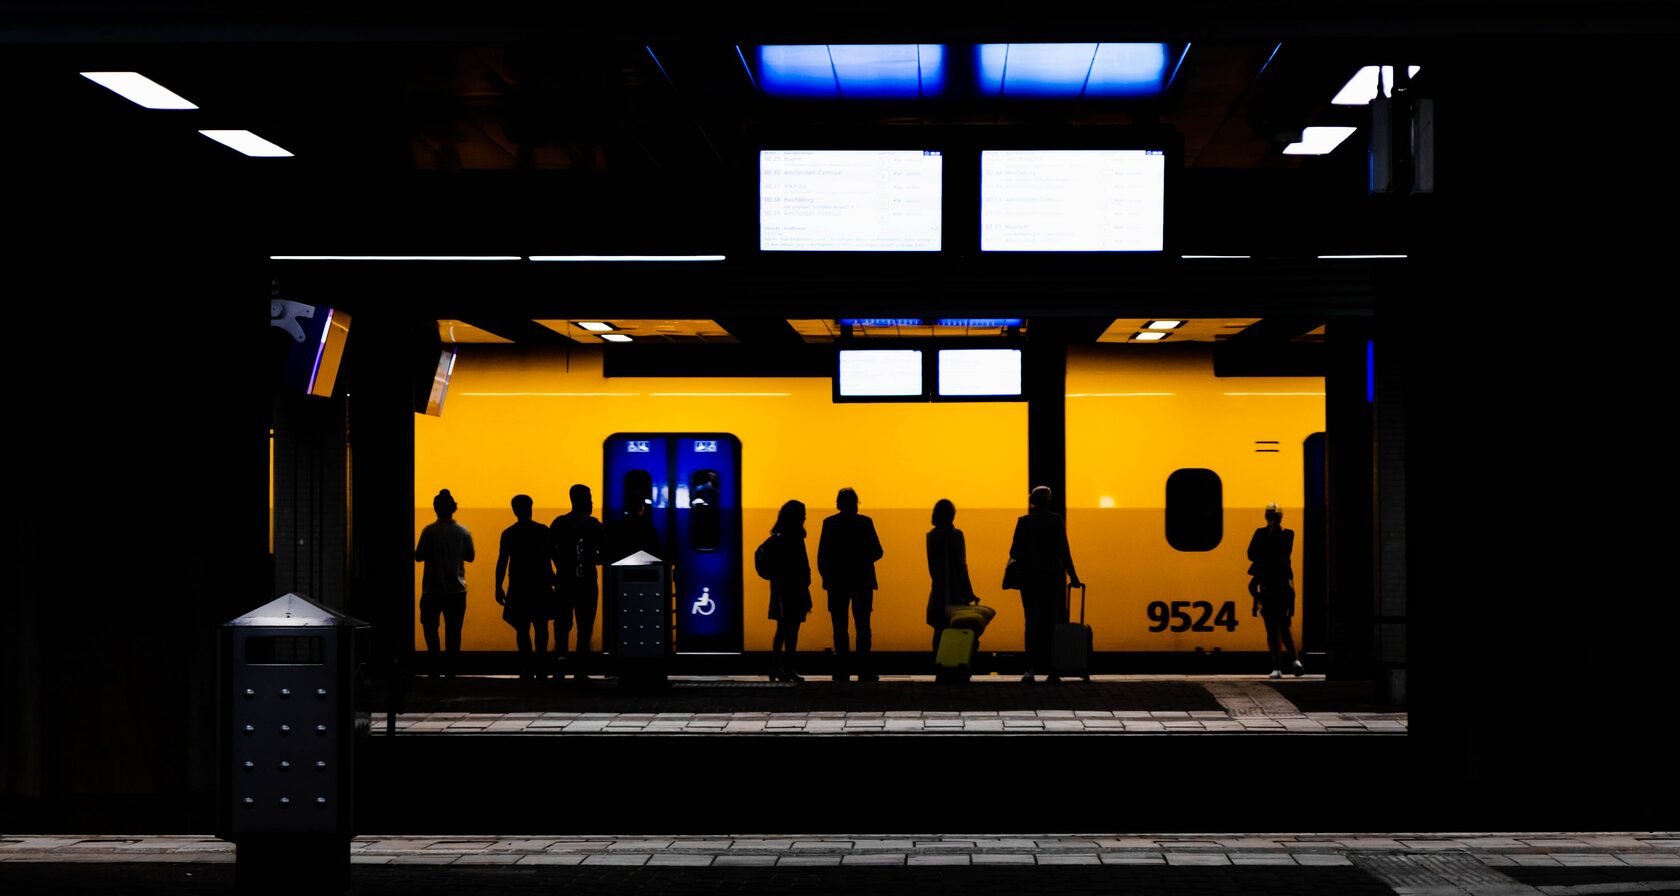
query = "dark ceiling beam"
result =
(1221, 315, 1325, 345)
(712, 317, 804, 345)
(1213, 316, 1329, 376)
(458, 318, 578, 345)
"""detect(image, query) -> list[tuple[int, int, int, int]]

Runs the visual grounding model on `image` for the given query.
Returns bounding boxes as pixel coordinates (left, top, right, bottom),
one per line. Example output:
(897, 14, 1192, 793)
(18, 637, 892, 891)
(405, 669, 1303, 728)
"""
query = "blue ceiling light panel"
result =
(757, 45, 946, 98)
(976, 43, 1168, 98)
(935, 319, 1024, 328)
(841, 318, 926, 327)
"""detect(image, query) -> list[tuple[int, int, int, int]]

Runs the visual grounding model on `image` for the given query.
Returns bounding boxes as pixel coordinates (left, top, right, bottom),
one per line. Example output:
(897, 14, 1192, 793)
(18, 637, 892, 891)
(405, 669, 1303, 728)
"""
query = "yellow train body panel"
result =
(413, 346, 1323, 654)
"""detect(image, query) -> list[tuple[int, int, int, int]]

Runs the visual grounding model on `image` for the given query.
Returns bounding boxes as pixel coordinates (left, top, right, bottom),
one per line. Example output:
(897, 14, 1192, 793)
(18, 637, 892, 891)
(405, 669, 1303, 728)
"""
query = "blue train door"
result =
(603, 433, 743, 653)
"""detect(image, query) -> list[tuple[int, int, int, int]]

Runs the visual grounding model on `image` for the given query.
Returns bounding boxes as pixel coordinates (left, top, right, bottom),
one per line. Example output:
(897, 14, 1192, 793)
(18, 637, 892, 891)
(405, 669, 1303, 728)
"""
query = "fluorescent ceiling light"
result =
(1133, 331, 1168, 341)
(200, 129, 293, 157)
(976, 43, 1168, 97)
(527, 255, 726, 262)
(269, 256, 521, 261)
(1181, 254, 1250, 259)
(575, 322, 615, 332)
(600, 334, 634, 343)
(1283, 126, 1357, 155)
(80, 72, 197, 109)
(1332, 65, 1422, 105)
(1317, 254, 1408, 259)
(1144, 320, 1184, 330)
(757, 44, 946, 98)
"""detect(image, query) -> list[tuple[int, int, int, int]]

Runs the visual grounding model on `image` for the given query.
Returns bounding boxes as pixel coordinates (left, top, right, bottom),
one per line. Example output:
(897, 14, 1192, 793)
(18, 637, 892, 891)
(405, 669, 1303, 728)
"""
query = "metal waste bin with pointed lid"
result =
(219, 593, 368, 889)
(608, 550, 672, 684)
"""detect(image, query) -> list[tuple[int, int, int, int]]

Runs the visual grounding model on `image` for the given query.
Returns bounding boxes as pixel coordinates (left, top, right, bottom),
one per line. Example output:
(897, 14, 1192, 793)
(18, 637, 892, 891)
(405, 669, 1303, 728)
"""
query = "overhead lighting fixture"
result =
(841, 318, 925, 327)
(1317, 254, 1408, 259)
(756, 44, 946, 98)
(269, 255, 521, 261)
(600, 334, 634, 343)
(79, 72, 198, 109)
(199, 129, 293, 157)
(1181, 255, 1250, 259)
(1283, 126, 1357, 155)
(1332, 65, 1422, 105)
(1133, 332, 1169, 341)
(976, 43, 1168, 97)
(934, 318, 1024, 328)
(527, 255, 726, 262)
(575, 322, 616, 332)
(1143, 320, 1184, 330)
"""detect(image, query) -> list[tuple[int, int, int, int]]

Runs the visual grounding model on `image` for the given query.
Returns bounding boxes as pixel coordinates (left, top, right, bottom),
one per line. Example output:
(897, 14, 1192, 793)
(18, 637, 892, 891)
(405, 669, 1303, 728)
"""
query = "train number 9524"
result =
(1146, 600, 1239, 633)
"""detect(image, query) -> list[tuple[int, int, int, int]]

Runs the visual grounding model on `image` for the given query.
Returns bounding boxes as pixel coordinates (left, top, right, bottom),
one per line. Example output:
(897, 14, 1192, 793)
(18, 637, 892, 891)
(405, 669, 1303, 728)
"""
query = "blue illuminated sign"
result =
(757, 44, 947, 98)
(976, 43, 1168, 98)
(935, 318, 1024, 328)
(627, 441, 650, 453)
(694, 440, 718, 453)
(840, 318, 925, 327)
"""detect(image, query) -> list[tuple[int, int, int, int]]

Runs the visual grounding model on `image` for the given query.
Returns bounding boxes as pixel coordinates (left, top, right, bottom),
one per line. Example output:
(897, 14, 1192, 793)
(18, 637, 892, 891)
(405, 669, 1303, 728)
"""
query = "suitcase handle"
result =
(1067, 582, 1086, 624)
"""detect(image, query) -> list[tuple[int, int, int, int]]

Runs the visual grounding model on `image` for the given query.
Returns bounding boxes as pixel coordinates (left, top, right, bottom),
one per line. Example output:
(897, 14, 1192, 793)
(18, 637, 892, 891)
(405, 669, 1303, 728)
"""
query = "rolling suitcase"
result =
(934, 627, 977, 683)
(1051, 583, 1093, 681)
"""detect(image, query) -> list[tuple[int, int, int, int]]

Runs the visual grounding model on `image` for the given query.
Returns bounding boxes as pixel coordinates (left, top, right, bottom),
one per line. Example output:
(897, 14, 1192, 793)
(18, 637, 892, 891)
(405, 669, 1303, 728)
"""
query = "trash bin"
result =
(219, 593, 368, 890)
(607, 550, 672, 684)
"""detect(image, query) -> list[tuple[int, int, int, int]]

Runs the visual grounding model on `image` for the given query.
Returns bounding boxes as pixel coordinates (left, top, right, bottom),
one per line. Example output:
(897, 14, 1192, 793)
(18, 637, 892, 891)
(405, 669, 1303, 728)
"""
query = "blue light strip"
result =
(734, 44, 759, 91)
(645, 45, 674, 87)
(307, 308, 332, 396)
(1257, 42, 1283, 78)
(841, 318, 924, 327)
(1366, 339, 1375, 403)
(1167, 42, 1192, 89)
(976, 43, 1167, 97)
(935, 318, 1024, 327)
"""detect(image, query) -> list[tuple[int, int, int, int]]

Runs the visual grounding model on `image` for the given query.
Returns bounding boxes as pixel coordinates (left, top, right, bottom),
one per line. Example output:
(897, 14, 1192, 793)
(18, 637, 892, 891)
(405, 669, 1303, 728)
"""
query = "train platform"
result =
(2, 833, 1675, 894)
(374, 673, 1405, 735)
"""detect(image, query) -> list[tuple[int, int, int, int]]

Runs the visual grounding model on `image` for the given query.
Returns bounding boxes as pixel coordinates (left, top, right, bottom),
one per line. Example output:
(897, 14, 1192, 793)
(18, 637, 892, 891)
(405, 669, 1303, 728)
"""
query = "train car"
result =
(412, 343, 1322, 666)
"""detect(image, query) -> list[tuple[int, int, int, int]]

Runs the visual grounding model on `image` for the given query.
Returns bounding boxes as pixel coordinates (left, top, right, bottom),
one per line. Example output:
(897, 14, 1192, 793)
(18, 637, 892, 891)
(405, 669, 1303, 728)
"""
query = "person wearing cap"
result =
(1247, 503, 1303, 679)
(415, 488, 475, 677)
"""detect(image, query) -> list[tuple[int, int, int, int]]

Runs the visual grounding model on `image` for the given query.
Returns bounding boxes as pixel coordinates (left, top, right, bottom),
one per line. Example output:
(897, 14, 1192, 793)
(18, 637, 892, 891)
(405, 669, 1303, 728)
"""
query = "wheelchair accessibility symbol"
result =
(691, 587, 716, 616)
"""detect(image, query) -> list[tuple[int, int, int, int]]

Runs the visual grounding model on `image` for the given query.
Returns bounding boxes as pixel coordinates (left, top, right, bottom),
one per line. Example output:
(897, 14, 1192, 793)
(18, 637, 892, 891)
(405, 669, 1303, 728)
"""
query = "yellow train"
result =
(413, 344, 1322, 657)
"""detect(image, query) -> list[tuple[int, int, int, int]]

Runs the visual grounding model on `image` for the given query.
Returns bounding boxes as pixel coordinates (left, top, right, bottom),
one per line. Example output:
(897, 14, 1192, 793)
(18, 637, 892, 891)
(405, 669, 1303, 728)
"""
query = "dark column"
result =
(273, 394, 350, 610)
(1024, 334, 1068, 510)
(1324, 319, 1375, 682)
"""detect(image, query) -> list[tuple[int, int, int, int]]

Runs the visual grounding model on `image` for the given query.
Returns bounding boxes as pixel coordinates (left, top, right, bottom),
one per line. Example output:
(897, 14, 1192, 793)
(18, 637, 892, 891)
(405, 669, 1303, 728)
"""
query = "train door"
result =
(603, 433, 743, 653)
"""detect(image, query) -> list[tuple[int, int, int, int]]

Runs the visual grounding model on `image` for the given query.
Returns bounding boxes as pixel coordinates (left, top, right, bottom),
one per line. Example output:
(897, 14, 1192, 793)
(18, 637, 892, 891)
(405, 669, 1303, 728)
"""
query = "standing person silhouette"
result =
(926, 499, 993, 656)
(763, 500, 812, 682)
(415, 488, 475, 678)
(550, 484, 605, 684)
(1008, 486, 1080, 684)
(1248, 502, 1303, 679)
(495, 494, 553, 682)
(816, 487, 883, 683)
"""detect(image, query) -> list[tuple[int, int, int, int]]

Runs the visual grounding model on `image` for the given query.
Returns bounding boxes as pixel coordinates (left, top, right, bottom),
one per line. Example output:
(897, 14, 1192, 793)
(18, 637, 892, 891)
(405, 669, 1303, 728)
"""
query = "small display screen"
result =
(246, 635, 326, 665)
(938, 348, 1023, 397)
(837, 349, 924, 398)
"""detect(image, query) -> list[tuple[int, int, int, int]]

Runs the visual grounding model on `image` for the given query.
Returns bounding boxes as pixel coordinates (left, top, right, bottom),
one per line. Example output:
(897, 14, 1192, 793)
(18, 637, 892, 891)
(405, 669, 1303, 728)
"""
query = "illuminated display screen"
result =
(760, 150, 943, 251)
(938, 348, 1023, 397)
(837, 349, 924, 397)
(245, 635, 325, 665)
(981, 150, 1166, 251)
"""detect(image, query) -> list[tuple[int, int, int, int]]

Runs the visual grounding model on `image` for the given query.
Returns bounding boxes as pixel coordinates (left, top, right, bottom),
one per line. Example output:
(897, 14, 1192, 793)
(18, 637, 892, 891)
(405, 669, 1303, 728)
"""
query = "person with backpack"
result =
(757, 500, 812, 682)
(1247, 502, 1303, 679)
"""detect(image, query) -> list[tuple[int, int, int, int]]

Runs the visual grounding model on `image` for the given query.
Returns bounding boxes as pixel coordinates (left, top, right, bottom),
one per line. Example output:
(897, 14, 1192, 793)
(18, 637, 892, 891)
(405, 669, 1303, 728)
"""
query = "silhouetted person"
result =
(609, 498, 663, 564)
(1248, 502, 1303, 679)
(550, 484, 605, 683)
(1008, 486, 1081, 684)
(763, 500, 812, 682)
(496, 494, 554, 682)
(415, 488, 475, 677)
(926, 499, 993, 656)
(817, 487, 884, 682)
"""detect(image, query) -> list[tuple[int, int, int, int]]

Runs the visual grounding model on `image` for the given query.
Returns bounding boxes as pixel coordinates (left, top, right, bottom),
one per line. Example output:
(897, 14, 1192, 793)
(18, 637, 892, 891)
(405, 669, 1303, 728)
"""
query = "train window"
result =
(690, 469, 721, 551)
(623, 469, 653, 508)
(1166, 468, 1222, 552)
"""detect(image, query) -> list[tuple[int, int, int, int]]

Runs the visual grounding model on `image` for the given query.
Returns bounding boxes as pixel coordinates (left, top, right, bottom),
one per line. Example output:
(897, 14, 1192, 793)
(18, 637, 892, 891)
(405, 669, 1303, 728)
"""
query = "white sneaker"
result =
(1292, 660, 1305, 677)
(1268, 670, 1282, 679)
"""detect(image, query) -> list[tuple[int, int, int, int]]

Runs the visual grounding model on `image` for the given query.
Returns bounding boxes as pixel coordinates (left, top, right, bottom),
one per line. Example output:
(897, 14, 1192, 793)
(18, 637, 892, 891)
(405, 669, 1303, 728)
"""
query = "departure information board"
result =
(981, 149, 1165, 251)
(760, 150, 943, 251)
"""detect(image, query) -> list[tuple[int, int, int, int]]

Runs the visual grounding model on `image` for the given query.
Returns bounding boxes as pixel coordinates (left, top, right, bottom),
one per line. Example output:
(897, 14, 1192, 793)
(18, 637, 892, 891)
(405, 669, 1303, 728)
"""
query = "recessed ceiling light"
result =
(1144, 320, 1184, 330)
(79, 72, 198, 109)
(575, 322, 616, 332)
(600, 334, 633, 343)
(1331, 65, 1422, 105)
(1283, 126, 1358, 156)
(199, 129, 293, 157)
(1180, 255, 1250, 259)
(1134, 331, 1168, 341)
(1317, 254, 1408, 259)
